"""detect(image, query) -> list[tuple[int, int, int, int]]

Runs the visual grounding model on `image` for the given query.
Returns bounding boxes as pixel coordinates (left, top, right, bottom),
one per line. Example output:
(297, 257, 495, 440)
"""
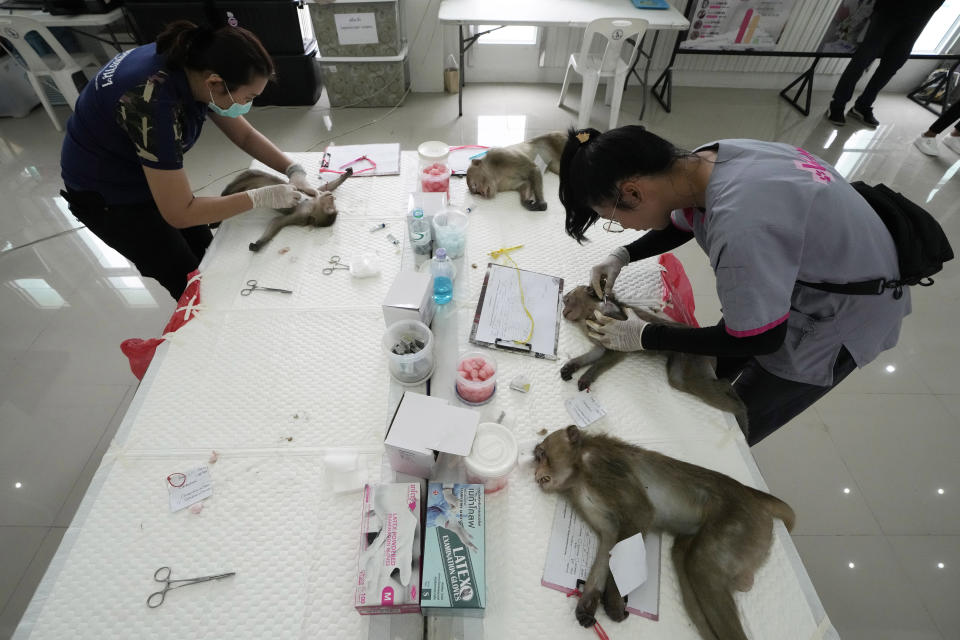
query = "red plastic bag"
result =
(120, 270, 203, 380)
(658, 253, 698, 328)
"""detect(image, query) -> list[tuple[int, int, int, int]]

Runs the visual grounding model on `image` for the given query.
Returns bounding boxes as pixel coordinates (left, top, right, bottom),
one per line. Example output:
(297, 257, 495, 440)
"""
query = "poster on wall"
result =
(680, 0, 798, 51)
(816, 0, 876, 53)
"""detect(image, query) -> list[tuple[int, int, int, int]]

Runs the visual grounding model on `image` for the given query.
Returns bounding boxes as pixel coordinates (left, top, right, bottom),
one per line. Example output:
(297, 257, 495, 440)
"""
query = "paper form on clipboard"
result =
(469, 263, 563, 359)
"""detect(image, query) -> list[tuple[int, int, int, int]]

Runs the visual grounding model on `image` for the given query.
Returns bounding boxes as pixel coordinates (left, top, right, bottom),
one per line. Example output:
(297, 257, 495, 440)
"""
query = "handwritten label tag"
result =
(564, 392, 606, 427)
(533, 153, 548, 175)
(168, 465, 213, 513)
(609, 532, 648, 596)
(334, 13, 378, 46)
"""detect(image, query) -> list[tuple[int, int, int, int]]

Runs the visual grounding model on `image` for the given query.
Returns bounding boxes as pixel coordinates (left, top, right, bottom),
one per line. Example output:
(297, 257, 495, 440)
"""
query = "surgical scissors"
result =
(322, 255, 350, 275)
(240, 279, 293, 295)
(147, 566, 236, 608)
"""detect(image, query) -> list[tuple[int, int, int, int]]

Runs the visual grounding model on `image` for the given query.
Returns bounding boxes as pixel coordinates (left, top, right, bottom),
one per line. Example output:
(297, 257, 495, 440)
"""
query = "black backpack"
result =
(798, 182, 954, 299)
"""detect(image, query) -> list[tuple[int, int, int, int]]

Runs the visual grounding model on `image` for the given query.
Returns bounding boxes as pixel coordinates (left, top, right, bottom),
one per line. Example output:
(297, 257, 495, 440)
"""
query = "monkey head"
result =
(466, 158, 497, 199)
(533, 425, 584, 492)
(562, 285, 623, 321)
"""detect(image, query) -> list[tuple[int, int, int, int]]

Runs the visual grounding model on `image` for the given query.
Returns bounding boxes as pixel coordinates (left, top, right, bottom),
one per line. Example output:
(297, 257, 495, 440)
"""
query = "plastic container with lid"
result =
(383, 319, 435, 385)
(455, 351, 497, 405)
(465, 422, 519, 493)
(418, 140, 451, 196)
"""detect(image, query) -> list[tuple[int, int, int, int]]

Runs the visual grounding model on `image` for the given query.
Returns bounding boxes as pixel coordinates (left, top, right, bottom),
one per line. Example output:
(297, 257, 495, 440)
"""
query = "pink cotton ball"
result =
(470, 370, 480, 381)
(479, 364, 494, 380)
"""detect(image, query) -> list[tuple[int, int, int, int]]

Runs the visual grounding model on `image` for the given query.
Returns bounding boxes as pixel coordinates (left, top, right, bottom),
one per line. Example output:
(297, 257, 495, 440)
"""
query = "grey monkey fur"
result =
(221, 167, 353, 252)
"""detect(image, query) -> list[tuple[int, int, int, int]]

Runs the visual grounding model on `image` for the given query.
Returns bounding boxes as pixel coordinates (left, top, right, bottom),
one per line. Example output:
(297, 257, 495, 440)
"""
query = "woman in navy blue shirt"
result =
(61, 20, 316, 299)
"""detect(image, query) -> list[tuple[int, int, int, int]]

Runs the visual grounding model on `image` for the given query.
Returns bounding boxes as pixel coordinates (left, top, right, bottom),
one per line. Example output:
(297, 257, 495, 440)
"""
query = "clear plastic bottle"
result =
(409, 208, 432, 255)
(431, 248, 455, 305)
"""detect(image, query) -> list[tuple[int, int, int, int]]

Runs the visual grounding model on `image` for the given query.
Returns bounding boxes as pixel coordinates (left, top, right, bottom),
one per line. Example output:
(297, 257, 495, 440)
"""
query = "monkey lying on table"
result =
(466, 131, 565, 211)
(221, 167, 353, 252)
(534, 425, 795, 639)
(560, 285, 747, 429)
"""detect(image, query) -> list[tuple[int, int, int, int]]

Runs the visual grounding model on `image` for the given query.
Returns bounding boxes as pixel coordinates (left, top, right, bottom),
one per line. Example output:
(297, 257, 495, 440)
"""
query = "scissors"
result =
(322, 255, 350, 275)
(240, 279, 293, 295)
(147, 566, 236, 608)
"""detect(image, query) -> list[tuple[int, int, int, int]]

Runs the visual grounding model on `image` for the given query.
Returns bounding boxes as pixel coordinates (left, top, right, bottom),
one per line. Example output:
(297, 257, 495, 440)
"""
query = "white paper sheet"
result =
(472, 263, 562, 359)
(167, 465, 213, 512)
(542, 500, 661, 620)
(609, 532, 648, 596)
(564, 392, 606, 428)
(334, 13, 378, 46)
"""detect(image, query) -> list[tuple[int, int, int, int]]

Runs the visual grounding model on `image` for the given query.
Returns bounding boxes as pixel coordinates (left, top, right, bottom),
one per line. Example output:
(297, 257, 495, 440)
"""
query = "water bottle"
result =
(409, 209, 432, 255)
(431, 248, 455, 305)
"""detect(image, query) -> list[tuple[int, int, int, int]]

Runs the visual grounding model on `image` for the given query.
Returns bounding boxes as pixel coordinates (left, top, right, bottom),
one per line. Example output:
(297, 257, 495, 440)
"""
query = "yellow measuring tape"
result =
(488, 245, 534, 345)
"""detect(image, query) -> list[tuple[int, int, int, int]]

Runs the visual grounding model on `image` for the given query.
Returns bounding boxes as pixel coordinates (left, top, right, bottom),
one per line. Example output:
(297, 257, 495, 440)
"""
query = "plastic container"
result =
(431, 208, 468, 259)
(455, 351, 497, 405)
(408, 208, 433, 256)
(383, 319, 434, 385)
(418, 140, 451, 196)
(465, 422, 519, 493)
(430, 248, 455, 304)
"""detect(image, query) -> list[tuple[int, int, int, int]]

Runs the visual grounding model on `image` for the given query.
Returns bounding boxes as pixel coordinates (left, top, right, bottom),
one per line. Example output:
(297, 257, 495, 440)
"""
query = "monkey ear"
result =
(565, 424, 582, 446)
(470, 158, 482, 166)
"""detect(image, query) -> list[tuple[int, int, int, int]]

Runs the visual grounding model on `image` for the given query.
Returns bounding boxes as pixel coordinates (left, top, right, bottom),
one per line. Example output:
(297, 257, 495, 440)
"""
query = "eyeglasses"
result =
(602, 190, 625, 233)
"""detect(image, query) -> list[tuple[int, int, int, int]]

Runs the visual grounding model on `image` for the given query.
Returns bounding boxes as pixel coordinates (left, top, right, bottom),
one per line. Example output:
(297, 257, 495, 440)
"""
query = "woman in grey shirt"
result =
(559, 126, 909, 444)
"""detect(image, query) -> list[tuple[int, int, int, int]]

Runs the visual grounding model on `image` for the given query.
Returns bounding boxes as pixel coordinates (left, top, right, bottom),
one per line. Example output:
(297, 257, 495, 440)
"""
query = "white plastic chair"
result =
(0, 16, 100, 131)
(558, 17, 648, 130)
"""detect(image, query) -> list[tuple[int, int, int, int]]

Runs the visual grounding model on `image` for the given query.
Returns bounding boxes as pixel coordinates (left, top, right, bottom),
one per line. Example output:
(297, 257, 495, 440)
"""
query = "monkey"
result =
(466, 131, 565, 211)
(220, 167, 353, 252)
(533, 425, 795, 639)
(560, 285, 748, 431)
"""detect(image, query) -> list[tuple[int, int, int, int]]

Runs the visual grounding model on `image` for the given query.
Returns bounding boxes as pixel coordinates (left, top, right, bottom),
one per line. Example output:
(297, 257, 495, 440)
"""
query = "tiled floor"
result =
(1, 83, 958, 639)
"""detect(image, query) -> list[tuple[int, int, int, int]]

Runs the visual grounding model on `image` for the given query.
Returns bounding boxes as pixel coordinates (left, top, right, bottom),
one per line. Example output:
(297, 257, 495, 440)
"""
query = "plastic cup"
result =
(432, 208, 468, 259)
(420, 162, 452, 195)
(383, 320, 435, 385)
(455, 351, 497, 405)
(465, 422, 519, 493)
(418, 140, 450, 165)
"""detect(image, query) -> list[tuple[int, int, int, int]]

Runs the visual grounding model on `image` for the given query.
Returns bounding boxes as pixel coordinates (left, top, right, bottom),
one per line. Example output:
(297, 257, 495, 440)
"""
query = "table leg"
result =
(458, 24, 464, 118)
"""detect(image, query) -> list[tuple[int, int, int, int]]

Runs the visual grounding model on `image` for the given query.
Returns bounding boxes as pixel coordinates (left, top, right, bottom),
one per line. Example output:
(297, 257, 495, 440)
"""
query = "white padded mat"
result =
(19, 151, 834, 640)
(24, 451, 381, 640)
(119, 308, 393, 450)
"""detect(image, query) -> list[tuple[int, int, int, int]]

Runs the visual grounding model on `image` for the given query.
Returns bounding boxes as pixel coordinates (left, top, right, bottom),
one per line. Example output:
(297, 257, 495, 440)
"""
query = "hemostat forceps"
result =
(322, 255, 350, 275)
(240, 280, 293, 295)
(147, 566, 236, 608)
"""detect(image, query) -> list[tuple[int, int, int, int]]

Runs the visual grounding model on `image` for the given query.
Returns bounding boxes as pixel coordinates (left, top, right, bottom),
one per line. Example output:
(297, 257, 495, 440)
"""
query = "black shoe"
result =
(849, 105, 879, 128)
(825, 106, 846, 126)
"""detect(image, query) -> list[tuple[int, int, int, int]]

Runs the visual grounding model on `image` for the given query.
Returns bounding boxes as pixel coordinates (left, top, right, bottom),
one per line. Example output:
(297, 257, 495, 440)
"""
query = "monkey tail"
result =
(752, 489, 796, 532)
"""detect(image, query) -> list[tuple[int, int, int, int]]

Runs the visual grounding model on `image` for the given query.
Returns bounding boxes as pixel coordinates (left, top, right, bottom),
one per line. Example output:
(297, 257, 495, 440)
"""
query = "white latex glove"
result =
(585, 307, 648, 352)
(247, 183, 304, 210)
(591, 246, 631, 298)
(285, 163, 319, 197)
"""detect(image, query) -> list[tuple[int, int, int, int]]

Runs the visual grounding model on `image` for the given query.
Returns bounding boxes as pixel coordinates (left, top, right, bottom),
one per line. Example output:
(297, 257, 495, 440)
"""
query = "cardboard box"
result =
(421, 483, 485, 616)
(384, 392, 479, 478)
(355, 483, 422, 614)
(382, 270, 434, 327)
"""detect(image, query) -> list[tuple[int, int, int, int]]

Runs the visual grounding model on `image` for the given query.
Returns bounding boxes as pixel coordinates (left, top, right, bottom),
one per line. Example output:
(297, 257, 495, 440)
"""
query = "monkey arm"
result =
(643, 320, 787, 357)
(622, 225, 694, 262)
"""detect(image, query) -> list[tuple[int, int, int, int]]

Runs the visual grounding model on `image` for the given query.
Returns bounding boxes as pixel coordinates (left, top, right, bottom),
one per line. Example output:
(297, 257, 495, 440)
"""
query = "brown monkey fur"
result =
(466, 131, 565, 211)
(221, 168, 352, 252)
(561, 285, 748, 430)
(534, 425, 795, 638)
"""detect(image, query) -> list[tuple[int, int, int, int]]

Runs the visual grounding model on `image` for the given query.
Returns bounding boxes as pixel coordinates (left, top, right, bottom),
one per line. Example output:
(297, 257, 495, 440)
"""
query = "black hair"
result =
(155, 20, 275, 91)
(558, 125, 690, 243)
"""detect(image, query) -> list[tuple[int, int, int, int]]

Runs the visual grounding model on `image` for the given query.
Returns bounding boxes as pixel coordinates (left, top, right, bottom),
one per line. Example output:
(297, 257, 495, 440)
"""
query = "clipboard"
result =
(469, 262, 564, 360)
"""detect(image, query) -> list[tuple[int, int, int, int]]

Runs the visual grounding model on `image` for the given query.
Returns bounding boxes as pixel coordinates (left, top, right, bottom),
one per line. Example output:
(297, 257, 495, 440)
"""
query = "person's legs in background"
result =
(849, 20, 931, 127)
(914, 98, 960, 156)
(828, 14, 898, 124)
